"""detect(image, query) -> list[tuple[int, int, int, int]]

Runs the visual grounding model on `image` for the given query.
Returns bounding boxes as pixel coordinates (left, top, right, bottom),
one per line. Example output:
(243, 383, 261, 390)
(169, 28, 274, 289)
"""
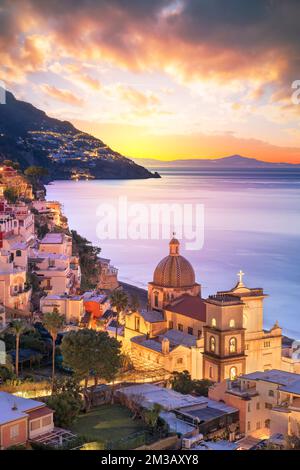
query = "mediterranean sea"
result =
(46, 168, 300, 339)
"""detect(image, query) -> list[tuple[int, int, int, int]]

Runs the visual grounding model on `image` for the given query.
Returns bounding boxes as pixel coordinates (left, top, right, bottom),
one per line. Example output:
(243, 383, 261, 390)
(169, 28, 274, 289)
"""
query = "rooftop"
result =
(131, 328, 198, 353)
(42, 294, 82, 301)
(240, 369, 300, 395)
(83, 291, 108, 303)
(40, 233, 69, 244)
(118, 383, 206, 411)
(0, 392, 47, 425)
(166, 294, 206, 322)
(139, 309, 165, 323)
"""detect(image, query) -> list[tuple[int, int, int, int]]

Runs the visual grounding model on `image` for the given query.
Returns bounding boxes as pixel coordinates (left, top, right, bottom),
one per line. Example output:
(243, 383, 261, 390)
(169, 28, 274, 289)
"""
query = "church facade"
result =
(122, 237, 283, 382)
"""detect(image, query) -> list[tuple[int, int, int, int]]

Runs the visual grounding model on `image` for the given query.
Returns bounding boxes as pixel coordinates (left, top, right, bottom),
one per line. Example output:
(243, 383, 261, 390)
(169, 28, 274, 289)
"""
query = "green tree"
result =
(61, 329, 121, 408)
(3, 187, 18, 204)
(46, 377, 82, 428)
(71, 230, 101, 289)
(9, 320, 30, 377)
(110, 290, 128, 338)
(193, 379, 214, 397)
(24, 165, 49, 182)
(170, 370, 194, 394)
(42, 310, 64, 391)
(143, 403, 163, 433)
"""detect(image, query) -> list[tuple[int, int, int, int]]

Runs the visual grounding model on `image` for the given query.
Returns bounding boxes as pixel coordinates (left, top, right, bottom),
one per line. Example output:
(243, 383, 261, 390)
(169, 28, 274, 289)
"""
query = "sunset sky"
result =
(1, 0, 300, 162)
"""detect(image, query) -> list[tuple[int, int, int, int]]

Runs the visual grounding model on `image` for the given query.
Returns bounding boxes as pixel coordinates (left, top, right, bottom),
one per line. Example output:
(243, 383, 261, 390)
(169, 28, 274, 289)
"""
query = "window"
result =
(178, 324, 183, 332)
(48, 259, 55, 268)
(248, 403, 251, 413)
(177, 358, 183, 364)
(211, 318, 216, 327)
(168, 321, 173, 329)
(268, 390, 274, 397)
(209, 335, 216, 353)
(256, 402, 260, 410)
(209, 366, 213, 379)
(188, 327, 194, 336)
(245, 343, 249, 350)
(10, 424, 19, 439)
(16, 250, 22, 257)
(134, 316, 140, 332)
(154, 292, 159, 308)
(264, 341, 271, 348)
(197, 330, 202, 339)
(30, 420, 41, 431)
(265, 403, 272, 410)
(247, 421, 251, 432)
(229, 319, 235, 328)
(230, 366, 237, 381)
(229, 337, 237, 353)
(256, 422, 261, 430)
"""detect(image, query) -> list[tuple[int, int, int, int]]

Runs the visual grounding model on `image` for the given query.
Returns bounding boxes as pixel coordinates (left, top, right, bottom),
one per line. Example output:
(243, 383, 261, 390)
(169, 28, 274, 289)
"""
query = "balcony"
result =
(226, 380, 259, 398)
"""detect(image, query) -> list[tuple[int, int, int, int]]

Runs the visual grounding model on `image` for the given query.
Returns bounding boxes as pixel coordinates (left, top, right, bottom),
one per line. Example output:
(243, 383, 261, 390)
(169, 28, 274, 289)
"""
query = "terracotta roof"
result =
(166, 294, 206, 322)
(28, 406, 53, 420)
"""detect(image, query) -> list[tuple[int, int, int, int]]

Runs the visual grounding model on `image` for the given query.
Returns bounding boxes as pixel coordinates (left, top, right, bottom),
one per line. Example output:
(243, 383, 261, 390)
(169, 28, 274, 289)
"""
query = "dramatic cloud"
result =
(1, 0, 300, 160)
(1, 0, 299, 96)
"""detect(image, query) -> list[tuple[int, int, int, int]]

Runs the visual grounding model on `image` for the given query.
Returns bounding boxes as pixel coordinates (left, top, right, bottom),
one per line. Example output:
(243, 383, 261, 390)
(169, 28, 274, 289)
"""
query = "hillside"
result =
(134, 155, 300, 169)
(0, 90, 159, 180)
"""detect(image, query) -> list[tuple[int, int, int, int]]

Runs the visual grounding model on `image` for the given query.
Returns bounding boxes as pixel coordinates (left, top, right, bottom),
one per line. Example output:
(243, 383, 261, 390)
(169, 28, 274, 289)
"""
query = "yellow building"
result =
(209, 369, 300, 440)
(122, 237, 283, 382)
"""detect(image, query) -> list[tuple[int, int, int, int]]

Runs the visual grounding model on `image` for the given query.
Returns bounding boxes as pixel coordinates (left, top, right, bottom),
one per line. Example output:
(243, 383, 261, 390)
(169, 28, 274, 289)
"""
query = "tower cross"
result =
(237, 270, 245, 284)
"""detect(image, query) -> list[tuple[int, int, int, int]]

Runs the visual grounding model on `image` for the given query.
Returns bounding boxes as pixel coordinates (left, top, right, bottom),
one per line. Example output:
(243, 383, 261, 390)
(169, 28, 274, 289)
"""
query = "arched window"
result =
(229, 319, 235, 328)
(229, 337, 237, 353)
(211, 318, 216, 327)
(230, 366, 237, 381)
(154, 292, 159, 308)
(16, 250, 22, 257)
(210, 336, 216, 353)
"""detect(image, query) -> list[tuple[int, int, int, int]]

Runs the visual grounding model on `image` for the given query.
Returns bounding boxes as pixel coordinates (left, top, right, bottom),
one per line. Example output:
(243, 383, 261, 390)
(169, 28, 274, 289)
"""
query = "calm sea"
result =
(46, 168, 300, 338)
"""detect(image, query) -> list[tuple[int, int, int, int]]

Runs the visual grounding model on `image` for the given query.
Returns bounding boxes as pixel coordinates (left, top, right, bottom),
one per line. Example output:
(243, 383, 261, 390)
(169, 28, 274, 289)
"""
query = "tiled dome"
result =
(153, 238, 195, 288)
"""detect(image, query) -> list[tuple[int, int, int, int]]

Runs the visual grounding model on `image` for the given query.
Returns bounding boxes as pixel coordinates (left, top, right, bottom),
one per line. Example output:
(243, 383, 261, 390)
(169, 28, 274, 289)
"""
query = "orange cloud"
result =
(40, 84, 84, 106)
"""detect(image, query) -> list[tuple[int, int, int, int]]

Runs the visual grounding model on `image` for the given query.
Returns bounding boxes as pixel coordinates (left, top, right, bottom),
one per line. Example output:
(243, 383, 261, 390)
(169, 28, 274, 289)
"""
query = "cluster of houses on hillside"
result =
(0, 165, 119, 333)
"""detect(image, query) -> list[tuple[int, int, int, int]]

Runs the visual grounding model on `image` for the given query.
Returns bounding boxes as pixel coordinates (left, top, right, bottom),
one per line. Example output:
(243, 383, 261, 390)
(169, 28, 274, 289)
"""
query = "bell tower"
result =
(203, 291, 246, 382)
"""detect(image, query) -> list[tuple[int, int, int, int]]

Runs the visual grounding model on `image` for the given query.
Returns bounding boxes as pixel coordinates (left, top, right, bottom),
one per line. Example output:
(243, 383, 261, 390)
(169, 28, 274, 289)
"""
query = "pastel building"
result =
(0, 202, 34, 244)
(121, 237, 283, 382)
(30, 251, 73, 295)
(98, 257, 119, 290)
(0, 250, 31, 311)
(209, 369, 300, 439)
(39, 232, 72, 257)
(0, 392, 53, 449)
(40, 294, 84, 324)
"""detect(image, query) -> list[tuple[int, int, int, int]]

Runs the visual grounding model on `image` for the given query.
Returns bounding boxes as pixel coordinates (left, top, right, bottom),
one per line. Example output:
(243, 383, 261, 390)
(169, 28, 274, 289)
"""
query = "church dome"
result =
(153, 238, 196, 288)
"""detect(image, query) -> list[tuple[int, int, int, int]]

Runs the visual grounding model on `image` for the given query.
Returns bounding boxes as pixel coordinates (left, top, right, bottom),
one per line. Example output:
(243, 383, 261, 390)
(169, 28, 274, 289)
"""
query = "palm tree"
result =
(110, 290, 128, 339)
(42, 309, 64, 391)
(9, 320, 28, 378)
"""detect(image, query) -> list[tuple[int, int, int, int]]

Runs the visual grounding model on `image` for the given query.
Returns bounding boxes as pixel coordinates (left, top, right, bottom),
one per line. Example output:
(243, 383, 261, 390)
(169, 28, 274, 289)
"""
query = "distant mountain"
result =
(134, 155, 300, 169)
(0, 90, 159, 180)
